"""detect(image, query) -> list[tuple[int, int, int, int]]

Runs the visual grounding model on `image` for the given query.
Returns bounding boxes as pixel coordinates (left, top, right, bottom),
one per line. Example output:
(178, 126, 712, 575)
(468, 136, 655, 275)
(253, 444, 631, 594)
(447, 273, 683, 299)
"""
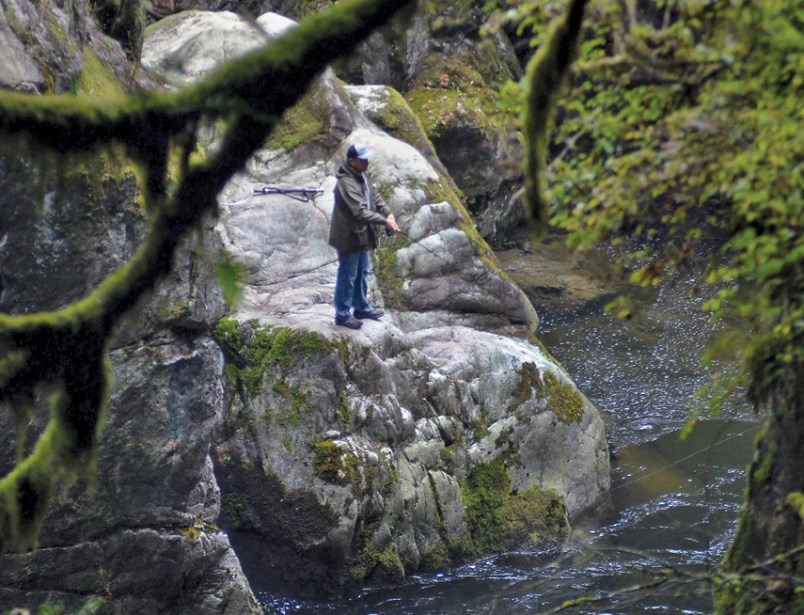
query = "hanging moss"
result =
(522, 0, 589, 240)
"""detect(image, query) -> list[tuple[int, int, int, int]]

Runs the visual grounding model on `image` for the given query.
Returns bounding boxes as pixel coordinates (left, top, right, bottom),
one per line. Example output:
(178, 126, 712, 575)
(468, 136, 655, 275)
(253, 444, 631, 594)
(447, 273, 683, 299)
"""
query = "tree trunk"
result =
(716, 351, 804, 614)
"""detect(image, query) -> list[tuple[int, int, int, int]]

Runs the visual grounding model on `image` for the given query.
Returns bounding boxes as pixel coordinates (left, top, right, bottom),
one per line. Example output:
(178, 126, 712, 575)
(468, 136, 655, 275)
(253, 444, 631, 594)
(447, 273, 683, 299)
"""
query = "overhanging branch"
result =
(0, 0, 417, 552)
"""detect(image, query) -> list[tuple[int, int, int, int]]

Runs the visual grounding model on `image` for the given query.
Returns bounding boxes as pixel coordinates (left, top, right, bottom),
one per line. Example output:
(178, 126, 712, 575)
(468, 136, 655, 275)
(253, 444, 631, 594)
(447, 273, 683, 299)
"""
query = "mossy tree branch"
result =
(0, 0, 416, 551)
(521, 0, 588, 241)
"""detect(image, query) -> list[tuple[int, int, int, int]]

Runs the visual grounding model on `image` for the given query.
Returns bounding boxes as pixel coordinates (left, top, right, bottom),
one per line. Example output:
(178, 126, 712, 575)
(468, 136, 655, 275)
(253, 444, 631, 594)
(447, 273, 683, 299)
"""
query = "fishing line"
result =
(609, 422, 761, 493)
(387, 228, 456, 270)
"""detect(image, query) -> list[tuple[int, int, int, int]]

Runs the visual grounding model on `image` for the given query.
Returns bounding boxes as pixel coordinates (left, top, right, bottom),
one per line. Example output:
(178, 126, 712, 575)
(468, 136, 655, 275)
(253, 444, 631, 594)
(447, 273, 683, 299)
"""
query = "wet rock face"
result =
(0, 149, 257, 611)
(0, 335, 257, 614)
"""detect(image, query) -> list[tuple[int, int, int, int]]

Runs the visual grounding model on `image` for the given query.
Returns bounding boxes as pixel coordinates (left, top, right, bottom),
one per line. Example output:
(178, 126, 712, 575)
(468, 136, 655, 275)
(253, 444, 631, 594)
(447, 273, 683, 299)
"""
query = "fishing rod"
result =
(220, 185, 324, 206)
(252, 186, 323, 202)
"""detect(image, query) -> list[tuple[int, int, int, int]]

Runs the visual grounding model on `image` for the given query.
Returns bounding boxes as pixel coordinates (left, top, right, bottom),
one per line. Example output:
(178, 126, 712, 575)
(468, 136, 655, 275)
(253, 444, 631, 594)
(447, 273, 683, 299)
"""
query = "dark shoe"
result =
(335, 316, 363, 329)
(355, 309, 384, 320)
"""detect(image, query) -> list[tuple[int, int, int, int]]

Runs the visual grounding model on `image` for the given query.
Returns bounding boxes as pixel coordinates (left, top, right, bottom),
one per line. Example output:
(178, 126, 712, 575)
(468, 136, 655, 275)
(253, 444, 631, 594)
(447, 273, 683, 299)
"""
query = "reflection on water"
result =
(261, 270, 759, 614)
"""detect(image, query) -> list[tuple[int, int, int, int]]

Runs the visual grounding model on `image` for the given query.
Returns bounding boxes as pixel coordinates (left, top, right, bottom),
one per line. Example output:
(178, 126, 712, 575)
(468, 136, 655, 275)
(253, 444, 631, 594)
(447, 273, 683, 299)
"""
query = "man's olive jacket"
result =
(328, 163, 390, 255)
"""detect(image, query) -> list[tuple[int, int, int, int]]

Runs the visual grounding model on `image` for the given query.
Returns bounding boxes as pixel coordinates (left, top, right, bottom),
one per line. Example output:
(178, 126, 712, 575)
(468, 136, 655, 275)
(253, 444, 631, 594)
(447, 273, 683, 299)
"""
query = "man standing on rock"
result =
(329, 143, 401, 329)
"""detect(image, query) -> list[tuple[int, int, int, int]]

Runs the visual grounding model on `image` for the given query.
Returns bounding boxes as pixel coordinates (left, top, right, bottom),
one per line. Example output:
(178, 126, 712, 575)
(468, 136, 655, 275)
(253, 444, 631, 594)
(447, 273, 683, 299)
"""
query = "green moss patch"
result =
(785, 491, 804, 521)
(361, 87, 438, 157)
(373, 246, 409, 310)
(212, 318, 334, 396)
(311, 439, 363, 492)
(350, 543, 406, 585)
(73, 47, 124, 98)
(509, 363, 584, 424)
(266, 87, 328, 151)
(460, 460, 567, 554)
(542, 371, 584, 424)
(405, 51, 516, 141)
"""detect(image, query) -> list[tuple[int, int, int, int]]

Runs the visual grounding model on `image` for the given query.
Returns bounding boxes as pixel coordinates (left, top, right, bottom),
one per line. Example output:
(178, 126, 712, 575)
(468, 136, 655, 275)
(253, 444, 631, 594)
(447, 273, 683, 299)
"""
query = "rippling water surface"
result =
(262, 270, 759, 614)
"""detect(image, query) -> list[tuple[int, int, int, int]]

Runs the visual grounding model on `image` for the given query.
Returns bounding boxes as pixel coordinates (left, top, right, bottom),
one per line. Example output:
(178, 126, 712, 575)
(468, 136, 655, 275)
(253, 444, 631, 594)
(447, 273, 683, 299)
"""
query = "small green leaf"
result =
(215, 251, 248, 308)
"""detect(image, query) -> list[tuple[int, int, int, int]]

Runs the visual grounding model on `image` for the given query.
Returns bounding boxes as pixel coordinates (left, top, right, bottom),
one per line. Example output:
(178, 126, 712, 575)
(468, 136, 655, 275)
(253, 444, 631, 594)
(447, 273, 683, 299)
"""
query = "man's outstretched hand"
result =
(385, 213, 401, 233)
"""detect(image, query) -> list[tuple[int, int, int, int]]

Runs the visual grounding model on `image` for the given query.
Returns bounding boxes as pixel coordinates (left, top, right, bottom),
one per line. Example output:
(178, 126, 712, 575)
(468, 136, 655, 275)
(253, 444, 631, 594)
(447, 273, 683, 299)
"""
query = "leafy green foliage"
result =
(493, 2, 802, 612)
(214, 250, 248, 308)
(496, 0, 802, 396)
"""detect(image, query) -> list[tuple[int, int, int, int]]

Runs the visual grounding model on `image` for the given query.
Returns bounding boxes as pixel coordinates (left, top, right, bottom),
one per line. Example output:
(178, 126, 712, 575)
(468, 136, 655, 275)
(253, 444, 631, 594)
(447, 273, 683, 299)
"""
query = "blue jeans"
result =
(334, 251, 374, 319)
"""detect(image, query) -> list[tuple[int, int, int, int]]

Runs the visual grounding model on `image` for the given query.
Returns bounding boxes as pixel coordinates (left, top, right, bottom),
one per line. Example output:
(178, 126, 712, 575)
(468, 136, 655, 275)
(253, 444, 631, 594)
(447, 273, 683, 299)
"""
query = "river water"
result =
(262, 245, 759, 614)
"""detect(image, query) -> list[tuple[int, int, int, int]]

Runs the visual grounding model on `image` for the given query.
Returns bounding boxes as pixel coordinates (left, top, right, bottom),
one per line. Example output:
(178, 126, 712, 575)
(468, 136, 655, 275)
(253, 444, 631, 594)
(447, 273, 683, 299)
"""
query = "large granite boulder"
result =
(140, 9, 609, 598)
(0, 7, 609, 612)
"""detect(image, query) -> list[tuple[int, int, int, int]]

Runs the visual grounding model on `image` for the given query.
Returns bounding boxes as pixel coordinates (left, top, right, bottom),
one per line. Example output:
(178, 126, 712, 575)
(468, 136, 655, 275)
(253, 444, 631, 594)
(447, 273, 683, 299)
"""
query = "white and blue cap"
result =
(346, 143, 371, 161)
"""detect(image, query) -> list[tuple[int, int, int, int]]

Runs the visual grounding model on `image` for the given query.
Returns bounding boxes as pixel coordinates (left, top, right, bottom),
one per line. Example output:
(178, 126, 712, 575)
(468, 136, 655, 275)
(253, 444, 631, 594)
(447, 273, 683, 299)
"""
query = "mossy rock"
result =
(460, 460, 567, 554)
(405, 50, 517, 142)
(212, 318, 335, 396)
(373, 244, 410, 310)
(419, 541, 451, 571)
(419, 174, 515, 284)
(266, 85, 329, 151)
(351, 544, 406, 585)
(73, 47, 125, 98)
(311, 439, 363, 493)
(356, 87, 439, 161)
(509, 363, 584, 424)
(542, 370, 584, 424)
